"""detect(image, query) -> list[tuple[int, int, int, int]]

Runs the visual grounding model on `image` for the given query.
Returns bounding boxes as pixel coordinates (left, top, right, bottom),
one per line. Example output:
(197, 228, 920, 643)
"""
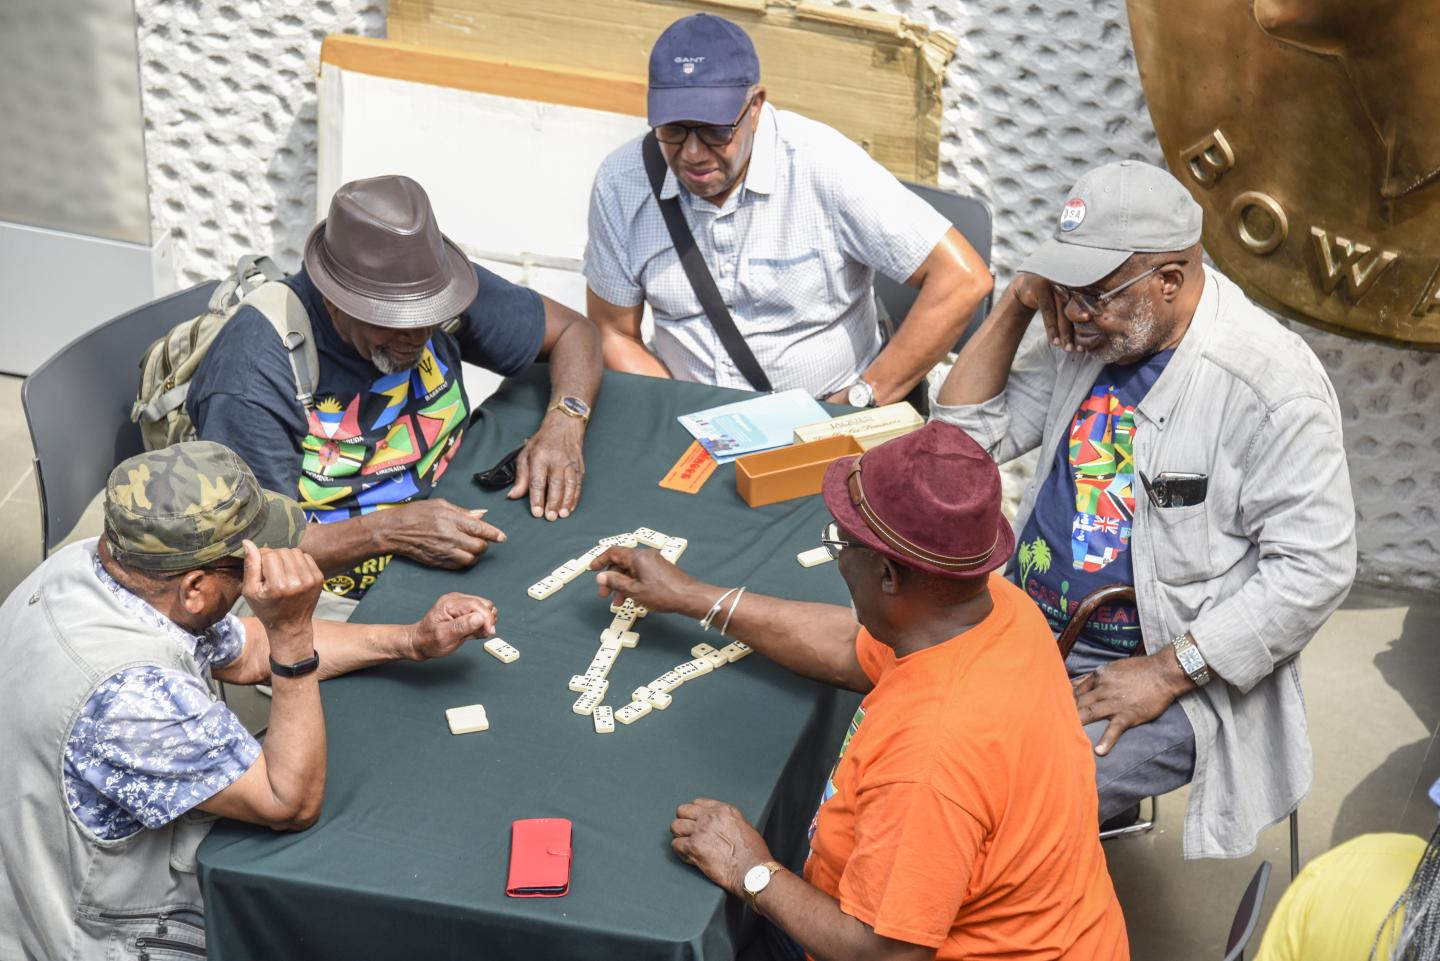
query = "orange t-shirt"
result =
(803, 575, 1128, 960)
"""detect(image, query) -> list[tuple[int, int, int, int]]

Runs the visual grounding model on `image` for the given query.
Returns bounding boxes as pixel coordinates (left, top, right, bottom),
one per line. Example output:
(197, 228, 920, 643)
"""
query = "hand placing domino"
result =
(483, 637, 520, 664)
(446, 704, 489, 734)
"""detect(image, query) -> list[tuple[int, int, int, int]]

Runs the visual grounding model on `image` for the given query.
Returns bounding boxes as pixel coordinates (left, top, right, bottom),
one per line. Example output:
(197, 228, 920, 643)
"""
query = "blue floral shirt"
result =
(63, 555, 261, 841)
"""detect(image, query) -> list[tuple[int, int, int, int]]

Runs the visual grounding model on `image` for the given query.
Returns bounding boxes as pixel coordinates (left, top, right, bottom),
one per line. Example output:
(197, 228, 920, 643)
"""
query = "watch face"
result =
(847, 382, 872, 407)
(743, 864, 772, 895)
(1178, 646, 1205, 674)
(561, 396, 590, 417)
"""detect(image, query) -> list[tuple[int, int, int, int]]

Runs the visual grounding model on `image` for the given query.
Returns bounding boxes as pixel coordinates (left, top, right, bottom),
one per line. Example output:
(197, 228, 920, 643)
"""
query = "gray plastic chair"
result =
(1223, 860, 1272, 961)
(22, 281, 219, 555)
(874, 182, 994, 351)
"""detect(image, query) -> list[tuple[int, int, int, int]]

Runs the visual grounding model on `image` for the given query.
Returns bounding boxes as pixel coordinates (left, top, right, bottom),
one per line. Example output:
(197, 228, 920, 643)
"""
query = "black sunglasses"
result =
(654, 96, 757, 148)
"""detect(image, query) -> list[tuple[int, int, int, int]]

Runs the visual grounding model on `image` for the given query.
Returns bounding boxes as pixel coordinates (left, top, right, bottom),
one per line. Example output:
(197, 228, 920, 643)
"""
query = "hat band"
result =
(847, 460, 1000, 572)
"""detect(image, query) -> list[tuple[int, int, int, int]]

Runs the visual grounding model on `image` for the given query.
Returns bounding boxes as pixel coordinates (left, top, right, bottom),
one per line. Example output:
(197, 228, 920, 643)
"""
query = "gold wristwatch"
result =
(548, 396, 591, 422)
(743, 860, 784, 912)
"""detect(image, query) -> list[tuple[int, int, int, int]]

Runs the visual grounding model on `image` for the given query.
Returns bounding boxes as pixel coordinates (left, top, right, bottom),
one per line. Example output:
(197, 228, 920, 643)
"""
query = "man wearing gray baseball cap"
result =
(933, 160, 1356, 861)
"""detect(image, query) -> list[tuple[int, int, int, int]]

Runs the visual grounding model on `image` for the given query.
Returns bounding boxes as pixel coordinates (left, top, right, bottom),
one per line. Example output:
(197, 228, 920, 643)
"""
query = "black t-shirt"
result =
(188, 264, 545, 598)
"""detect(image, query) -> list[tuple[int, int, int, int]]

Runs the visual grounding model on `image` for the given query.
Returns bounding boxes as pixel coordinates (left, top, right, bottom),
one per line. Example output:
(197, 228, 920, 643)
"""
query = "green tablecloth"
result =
(198, 368, 860, 961)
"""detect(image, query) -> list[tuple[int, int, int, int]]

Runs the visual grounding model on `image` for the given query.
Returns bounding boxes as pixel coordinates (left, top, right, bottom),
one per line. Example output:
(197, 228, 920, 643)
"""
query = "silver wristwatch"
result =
(846, 379, 876, 408)
(1172, 632, 1212, 687)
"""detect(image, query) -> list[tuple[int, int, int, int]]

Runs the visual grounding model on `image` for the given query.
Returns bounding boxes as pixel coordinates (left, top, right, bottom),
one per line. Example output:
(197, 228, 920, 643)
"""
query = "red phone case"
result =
(506, 818, 573, 898)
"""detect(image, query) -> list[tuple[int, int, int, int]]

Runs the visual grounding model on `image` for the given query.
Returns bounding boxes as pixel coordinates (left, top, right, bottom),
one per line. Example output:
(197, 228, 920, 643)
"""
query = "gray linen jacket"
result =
(931, 266, 1357, 859)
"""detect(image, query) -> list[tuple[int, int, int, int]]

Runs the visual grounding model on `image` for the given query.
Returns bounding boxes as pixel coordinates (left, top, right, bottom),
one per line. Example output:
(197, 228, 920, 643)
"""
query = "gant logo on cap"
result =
(1060, 198, 1087, 232)
(675, 55, 704, 75)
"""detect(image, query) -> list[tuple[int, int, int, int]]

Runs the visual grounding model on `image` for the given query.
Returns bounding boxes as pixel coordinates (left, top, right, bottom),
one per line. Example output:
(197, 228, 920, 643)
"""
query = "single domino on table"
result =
(599, 533, 639, 549)
(586, 647, 619, 679)
(685, 657, 714, 677)
(615, 700, 652, 725)
(633, 527, 669, 549)
(483, 637, 520, 664)
(649, 670, 684, 694)
(527, 576, 563, 601)
(691, 642, 718, 659)
(674, 661, 704, 682)
(702, 649, 729, 670)
(593, 705, 615, 734)
(610, 614, 637, 632)
(601, 627, 640, 649)
(645, 689, 672, 711)
(631, 686, 652, 703)
(573, 688, 605, 716)
(719, 641, 752, 663)
(796, 546, 834, 568)
(446, 704, 489, 735)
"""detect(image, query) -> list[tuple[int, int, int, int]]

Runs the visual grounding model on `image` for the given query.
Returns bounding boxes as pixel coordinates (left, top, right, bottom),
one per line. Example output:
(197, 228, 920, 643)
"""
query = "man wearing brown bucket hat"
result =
(189, 174, 601, 609)
(589, 422, 1127, 960)
(0, 441, 501, 960)
(933, 161, 1355, 861)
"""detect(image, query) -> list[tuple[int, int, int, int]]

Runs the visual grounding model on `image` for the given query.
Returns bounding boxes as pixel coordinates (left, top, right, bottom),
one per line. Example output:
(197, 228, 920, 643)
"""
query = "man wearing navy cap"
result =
(584, 14, 992, 405)
(591, 422, 1127, 960)
(933, 161, 1356, 861)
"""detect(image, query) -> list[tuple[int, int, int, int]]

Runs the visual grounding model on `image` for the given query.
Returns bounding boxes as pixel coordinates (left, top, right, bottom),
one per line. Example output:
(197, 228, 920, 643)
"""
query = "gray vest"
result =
(0, 540, 212, 960)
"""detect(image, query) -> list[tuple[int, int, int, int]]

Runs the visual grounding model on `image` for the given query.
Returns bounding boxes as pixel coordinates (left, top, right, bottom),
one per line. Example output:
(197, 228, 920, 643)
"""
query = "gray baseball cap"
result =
(1019, 160, 1203, 287)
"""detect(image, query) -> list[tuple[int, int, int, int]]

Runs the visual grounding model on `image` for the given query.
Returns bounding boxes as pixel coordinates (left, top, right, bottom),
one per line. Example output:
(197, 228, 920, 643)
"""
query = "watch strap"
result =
(269, 651, 320, 678)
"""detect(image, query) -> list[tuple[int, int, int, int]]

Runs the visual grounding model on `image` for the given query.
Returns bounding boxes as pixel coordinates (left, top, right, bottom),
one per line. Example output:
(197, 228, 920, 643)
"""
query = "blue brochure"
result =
(677, 389, 830, 464)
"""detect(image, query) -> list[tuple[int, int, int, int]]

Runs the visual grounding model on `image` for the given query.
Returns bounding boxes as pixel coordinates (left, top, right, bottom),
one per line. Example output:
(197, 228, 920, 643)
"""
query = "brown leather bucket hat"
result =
(304, 175, 478, 328)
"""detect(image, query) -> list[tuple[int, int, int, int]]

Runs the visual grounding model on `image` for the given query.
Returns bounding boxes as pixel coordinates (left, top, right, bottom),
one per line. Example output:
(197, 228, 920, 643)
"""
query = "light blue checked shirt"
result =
(584, 104, 950, 398)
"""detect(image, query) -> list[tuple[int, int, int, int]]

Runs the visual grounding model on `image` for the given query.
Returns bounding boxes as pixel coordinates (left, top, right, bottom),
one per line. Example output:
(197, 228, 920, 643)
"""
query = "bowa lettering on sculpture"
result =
(1180, 129, 1436, 317)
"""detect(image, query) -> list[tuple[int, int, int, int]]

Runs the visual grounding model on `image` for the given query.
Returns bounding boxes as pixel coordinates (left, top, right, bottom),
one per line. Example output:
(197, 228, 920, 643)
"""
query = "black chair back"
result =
(1223, 860, 1272, 961)
(22, 281, 219, 554)
(873, 182, 994, 351)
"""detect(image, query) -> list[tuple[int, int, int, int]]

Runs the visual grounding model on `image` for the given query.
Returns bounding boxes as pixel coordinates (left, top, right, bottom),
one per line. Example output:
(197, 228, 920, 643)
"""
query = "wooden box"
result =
(735, 435, 863, 508)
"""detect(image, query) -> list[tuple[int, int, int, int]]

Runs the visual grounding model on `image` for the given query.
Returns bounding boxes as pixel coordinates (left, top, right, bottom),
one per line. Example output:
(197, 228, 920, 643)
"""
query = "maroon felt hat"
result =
(821, 421, 1015, 579)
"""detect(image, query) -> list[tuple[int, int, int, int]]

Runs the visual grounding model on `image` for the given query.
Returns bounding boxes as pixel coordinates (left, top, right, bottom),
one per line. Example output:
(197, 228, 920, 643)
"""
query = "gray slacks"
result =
(1066, 642, 1197, 822)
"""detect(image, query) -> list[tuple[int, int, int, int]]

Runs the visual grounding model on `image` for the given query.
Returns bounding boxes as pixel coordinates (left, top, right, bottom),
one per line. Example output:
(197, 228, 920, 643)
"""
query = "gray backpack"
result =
(131, 256, 319, 450)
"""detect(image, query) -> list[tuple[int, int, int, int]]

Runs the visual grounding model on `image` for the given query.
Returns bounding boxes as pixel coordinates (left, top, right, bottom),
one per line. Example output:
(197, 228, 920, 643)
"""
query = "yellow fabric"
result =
(1255, 833, 1427, 961)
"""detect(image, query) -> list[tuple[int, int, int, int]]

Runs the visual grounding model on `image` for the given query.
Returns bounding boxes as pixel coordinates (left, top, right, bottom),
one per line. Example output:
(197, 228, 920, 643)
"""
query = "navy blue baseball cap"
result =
(648, 14, 760, 127)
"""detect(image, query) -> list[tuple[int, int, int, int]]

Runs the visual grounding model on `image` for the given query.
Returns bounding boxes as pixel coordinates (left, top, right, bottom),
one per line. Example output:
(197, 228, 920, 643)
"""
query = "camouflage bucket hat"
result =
(104, 440, 306, 573)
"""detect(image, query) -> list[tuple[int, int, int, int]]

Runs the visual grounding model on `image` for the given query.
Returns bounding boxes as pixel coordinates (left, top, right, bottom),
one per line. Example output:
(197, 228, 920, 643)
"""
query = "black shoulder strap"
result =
(641, 132, 772, 393)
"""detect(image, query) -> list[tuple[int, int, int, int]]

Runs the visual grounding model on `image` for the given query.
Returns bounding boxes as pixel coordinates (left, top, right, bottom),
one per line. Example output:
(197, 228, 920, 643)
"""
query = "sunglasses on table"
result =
(653, 96, 757, 148)
(1051, 263, 1167, 317)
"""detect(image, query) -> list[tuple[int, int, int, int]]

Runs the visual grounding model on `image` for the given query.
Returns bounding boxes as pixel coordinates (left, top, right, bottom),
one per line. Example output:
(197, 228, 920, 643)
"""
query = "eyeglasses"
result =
(653, 96, 757, 148)
(820, 522, 854, 560)
(1053, 264, 1165, 317)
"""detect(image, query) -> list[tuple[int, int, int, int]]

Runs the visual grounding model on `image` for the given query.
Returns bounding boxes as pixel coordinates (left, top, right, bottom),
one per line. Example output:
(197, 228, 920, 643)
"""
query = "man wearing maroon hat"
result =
(592, 422, 1127, 961)
(933, 161, 1355, 861)
(189, 175, 601, 611)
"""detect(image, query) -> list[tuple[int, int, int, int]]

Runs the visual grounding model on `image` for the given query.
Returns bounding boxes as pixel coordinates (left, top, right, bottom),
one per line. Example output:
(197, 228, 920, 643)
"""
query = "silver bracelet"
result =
(719, 587, 746, 637)
(700, 587, 739, 632)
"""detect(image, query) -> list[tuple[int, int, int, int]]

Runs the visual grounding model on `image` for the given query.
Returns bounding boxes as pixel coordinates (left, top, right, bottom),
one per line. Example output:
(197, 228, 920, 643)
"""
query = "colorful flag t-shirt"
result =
(188, 265, 546, 601)
(1009, 349, 1174, 655)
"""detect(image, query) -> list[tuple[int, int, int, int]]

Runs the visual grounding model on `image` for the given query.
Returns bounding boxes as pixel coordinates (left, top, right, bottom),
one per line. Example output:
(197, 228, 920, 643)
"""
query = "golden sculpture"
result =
(1128, 0, 1440, 348)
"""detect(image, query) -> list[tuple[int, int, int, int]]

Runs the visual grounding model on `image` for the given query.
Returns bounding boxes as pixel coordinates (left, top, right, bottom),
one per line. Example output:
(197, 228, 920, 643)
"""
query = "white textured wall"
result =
(132, 0, 1439, 591)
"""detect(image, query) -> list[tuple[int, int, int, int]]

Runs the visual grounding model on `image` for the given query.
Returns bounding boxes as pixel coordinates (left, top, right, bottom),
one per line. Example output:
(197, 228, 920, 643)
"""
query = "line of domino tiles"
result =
(543, 528, 752, 732)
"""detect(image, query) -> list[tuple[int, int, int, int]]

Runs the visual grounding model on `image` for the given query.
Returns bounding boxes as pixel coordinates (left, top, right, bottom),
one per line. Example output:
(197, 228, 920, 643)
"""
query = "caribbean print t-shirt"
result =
(189, 265, 545, 601)
(1009, 349, 1173, 655)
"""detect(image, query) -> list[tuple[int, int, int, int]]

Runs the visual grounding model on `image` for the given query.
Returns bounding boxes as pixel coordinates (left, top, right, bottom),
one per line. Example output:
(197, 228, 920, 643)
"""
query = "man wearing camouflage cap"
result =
(933, 161, 1356, 860)
(0, 441, 500, 960)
